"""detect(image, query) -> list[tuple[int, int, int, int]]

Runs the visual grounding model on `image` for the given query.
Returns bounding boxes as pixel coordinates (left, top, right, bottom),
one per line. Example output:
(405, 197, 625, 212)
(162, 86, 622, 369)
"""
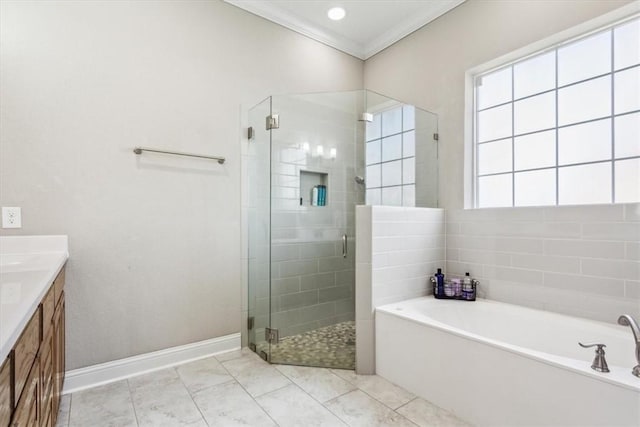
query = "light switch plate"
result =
(2, 207, 22, 228)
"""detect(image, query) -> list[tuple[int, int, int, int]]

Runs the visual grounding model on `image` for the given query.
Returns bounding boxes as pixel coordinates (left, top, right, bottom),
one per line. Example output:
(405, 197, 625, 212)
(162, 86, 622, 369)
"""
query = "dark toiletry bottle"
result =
(435, 268, 445, 297)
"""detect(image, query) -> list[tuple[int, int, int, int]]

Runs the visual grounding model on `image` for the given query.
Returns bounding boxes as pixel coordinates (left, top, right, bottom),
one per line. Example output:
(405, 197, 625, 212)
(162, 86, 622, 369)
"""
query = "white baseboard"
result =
(63, 333, 240, 395)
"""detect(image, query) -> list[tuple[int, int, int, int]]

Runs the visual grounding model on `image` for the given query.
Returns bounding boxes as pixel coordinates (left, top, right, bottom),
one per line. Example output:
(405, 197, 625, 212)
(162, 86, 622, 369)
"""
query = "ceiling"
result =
(224, 0, 466, 60)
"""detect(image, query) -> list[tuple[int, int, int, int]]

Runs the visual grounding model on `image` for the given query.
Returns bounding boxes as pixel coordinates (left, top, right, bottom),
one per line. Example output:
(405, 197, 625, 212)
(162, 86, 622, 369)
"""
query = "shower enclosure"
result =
(246, 90, 438, 369)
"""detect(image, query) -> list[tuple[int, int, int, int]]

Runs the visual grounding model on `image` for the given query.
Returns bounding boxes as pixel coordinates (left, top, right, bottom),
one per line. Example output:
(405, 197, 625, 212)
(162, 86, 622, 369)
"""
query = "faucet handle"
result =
(579, 342, 610, 373)
(579, 342, 606, 350)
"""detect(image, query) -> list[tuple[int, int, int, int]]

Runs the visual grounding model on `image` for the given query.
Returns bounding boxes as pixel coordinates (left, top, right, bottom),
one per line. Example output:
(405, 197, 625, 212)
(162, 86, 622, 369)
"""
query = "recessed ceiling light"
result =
(327, 7, 346, 21)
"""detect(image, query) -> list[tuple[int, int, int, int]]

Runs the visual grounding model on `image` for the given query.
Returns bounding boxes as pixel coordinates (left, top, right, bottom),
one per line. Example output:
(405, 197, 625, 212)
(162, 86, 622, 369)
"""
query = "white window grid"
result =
(365, 105, 415, 206)
(473, 16, 640, 208)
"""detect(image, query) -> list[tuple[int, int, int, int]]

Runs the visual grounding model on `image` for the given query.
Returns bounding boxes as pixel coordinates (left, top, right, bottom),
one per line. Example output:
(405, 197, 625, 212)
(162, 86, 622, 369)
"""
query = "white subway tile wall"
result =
(356, 206, 445, 374)
(446, 203, 640, 323)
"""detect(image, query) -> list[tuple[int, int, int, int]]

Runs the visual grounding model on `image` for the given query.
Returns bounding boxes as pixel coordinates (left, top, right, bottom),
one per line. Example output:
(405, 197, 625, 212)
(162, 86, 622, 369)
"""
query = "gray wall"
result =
(364, 0, 638, 324)
(0, 0, 363, 370)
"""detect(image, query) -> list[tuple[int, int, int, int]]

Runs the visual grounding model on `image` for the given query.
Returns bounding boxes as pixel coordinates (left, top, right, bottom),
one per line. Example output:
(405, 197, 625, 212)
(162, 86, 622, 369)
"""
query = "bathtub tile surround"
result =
(356, 205, 445, 373)
(446, 203, 640, 323)
(59, 348, 466, 427)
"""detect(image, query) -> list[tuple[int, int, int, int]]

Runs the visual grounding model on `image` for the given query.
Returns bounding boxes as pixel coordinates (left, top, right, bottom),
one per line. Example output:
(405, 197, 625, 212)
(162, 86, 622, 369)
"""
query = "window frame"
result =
(464, 3, 640, 209)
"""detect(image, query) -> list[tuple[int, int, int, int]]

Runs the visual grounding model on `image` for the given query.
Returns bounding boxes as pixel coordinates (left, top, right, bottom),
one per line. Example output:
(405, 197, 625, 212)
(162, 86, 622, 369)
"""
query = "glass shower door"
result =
(247, 96, 272, 360)
(267, 91, 363, 369)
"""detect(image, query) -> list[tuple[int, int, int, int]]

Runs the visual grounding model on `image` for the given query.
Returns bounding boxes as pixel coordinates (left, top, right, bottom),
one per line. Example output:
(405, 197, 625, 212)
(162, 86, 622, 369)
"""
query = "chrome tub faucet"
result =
(618, 314, 640, 378)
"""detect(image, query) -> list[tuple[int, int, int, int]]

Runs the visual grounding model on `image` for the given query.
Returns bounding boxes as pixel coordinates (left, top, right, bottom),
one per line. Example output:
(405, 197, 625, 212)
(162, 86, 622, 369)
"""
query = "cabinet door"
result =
(41, 287, 55, 343)
(39, 330, 53, 427)
(53, 269, 65, 308)
(51, 295, 64, 423)
(0, 356, 11, 427)
(12, 357, 39, 427)
(14, 310, 40, 408)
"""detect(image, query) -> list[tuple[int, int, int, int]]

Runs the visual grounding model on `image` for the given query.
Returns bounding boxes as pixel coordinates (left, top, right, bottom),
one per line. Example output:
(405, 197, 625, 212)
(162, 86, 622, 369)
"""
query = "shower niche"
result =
(300, 170, 328, 207)
(246, 90, 438, 370)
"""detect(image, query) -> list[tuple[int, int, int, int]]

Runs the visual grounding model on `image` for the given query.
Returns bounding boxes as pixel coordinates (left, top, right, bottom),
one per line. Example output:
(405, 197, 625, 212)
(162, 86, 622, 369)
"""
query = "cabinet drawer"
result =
(53, 268, 65, 307)
(0, 356, 11, 427)
(13, 310, 40, 407)
(41, 286, 55, 340)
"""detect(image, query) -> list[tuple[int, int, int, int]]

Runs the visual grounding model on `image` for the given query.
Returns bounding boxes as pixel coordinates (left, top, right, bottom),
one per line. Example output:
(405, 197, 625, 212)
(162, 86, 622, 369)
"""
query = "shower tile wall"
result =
(446, 203, 640, 323)
(267, 93, 365, 339)
(355, 205, 445, 374)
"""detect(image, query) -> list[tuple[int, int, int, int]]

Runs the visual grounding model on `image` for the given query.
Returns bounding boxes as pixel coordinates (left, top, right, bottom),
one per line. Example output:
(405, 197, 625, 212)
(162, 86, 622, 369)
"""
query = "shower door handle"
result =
(342, 234, 347, 258)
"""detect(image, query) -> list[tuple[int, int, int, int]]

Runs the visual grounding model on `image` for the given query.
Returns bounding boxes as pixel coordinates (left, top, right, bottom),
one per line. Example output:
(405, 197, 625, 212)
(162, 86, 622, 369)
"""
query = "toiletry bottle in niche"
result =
(312, 186, 318, 206)
(435, 268, 445, 297)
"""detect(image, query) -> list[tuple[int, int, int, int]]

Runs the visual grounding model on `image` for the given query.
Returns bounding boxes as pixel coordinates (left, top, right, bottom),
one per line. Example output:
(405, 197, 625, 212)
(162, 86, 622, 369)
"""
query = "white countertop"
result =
(0, 236, 69, 361)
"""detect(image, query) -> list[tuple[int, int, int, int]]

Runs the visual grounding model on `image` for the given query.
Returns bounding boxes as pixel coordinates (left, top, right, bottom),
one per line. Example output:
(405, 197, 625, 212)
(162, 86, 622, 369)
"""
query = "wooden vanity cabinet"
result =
(3, 266, 65, 427)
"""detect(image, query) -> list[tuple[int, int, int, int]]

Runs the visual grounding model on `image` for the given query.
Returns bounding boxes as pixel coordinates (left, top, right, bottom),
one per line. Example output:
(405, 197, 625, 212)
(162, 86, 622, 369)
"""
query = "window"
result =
(365, 105, 416, 206)
(473, 16, 640, 208)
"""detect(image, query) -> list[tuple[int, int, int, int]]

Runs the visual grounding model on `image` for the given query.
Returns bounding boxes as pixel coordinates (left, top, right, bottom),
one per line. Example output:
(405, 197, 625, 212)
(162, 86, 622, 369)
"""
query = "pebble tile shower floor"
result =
(257, 321, 356, 369)
(56, 348, 470, 426)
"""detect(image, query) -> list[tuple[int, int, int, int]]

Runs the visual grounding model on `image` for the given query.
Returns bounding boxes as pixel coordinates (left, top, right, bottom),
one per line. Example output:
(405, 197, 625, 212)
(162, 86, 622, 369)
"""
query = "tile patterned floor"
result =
(257, 321, 356, 369)
(56, 348, 470, 427)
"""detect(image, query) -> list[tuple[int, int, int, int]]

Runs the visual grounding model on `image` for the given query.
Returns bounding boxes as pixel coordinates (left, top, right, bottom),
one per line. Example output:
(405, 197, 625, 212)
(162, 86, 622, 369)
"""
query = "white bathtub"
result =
(376, 297, 640, 426)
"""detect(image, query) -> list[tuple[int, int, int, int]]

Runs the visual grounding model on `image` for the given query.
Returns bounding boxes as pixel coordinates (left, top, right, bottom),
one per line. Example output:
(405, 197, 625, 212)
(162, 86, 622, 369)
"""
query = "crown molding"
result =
(225, 0, 365, 59)
(225, 0, 466, 60)
(364, 0, 467, 59)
